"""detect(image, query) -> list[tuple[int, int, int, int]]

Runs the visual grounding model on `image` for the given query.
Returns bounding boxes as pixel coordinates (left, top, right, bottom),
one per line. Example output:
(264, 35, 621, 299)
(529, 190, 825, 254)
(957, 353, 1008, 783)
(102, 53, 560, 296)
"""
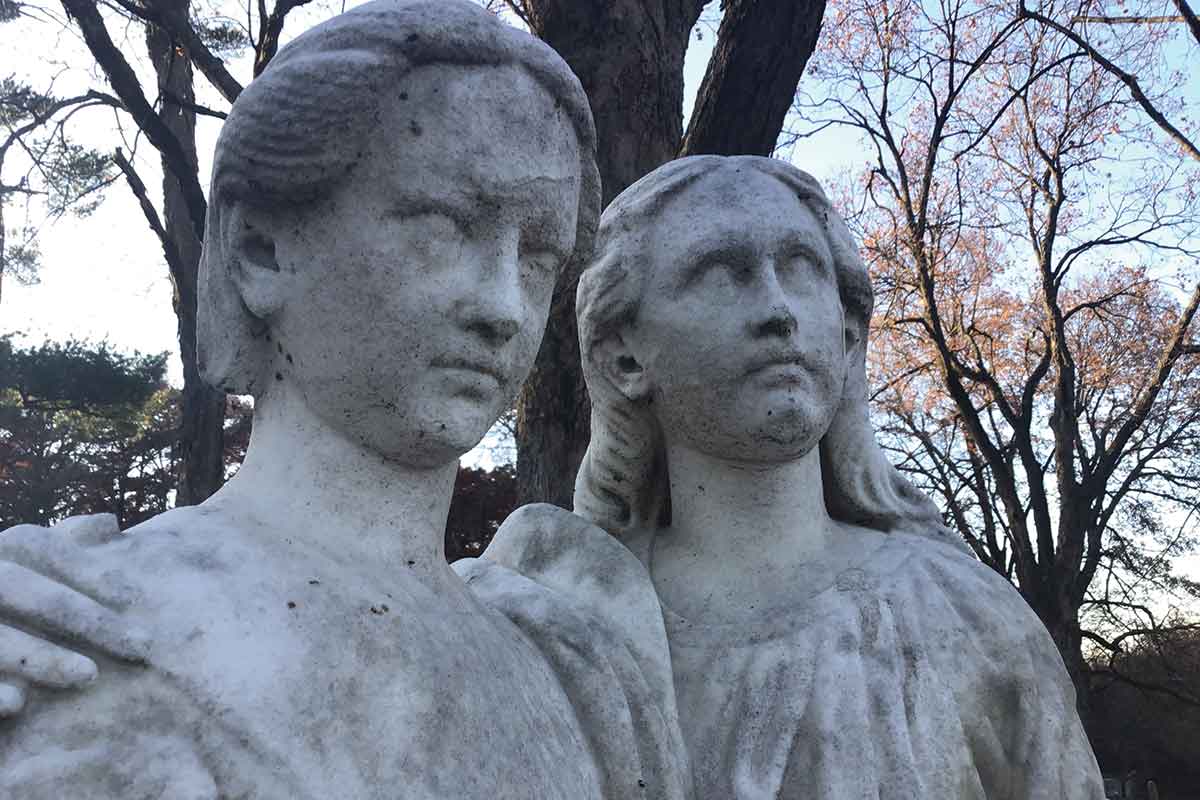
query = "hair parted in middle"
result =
(574, 155, 962, 550)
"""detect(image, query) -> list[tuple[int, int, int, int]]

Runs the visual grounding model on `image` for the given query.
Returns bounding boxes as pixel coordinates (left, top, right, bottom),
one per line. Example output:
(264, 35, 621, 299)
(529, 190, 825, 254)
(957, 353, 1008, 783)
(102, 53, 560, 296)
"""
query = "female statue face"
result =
(623, 168, 847, 464)
(238, 63, 581, 467)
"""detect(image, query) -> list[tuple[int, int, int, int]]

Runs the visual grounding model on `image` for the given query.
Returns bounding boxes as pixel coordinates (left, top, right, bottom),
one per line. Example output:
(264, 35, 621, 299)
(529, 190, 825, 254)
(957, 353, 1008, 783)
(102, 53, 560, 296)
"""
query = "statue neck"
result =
(650, 442, 844, 621)
(208, 384, 463, 595)
(663, 443, 835, 561)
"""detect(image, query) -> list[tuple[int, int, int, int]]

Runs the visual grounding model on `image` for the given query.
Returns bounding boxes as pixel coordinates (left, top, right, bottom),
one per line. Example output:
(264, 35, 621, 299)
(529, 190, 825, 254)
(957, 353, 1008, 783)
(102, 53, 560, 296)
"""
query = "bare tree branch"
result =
(1071, 14, 1187, 24)
(112, 147, 184, 280)
(1170, 0, 1200, 44)
(107, 0, 244, 103)
(1018, 4, 1200, 162)
(59, 0, 207, 238)
(1095, 283, 1200, 485)
(253, 0, 315, 77)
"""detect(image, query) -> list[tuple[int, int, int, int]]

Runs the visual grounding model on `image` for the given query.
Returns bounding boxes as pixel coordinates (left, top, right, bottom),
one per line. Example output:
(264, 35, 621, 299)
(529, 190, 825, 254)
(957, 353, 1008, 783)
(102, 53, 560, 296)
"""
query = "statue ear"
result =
(843, 308, 865, 362)
(223, 204, 291, 320)
(593, 332, 651, 402)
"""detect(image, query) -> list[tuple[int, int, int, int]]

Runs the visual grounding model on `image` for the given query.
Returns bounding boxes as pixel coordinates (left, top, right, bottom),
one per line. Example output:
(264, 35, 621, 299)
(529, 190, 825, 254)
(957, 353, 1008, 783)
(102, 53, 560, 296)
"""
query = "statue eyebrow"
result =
(677, 238, 755, 288)
(777, 231, 833, 273)
(387, 192, 475, 227)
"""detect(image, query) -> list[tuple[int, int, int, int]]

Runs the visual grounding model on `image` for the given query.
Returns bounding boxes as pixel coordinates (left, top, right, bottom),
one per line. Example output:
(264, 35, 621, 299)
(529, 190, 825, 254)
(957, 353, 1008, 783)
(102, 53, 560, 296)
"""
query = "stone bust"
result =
(564, 155, 1107, 799)
(0, 2, 687, 798)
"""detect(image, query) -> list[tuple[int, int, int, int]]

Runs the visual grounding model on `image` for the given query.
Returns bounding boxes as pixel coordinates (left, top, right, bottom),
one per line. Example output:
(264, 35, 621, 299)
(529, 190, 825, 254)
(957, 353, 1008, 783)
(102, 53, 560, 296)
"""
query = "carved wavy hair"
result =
(198, 0, 600, 395)
(574, 156, 959, 546)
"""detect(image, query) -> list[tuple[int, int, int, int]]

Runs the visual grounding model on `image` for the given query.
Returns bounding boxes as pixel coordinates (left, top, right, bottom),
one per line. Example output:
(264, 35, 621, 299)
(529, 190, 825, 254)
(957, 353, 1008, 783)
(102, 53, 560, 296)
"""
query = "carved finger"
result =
(0, 624, 98, 688)
(0, 562, 150, 663)
(0, 680, 26, 717)
(0, 519, 138, 609)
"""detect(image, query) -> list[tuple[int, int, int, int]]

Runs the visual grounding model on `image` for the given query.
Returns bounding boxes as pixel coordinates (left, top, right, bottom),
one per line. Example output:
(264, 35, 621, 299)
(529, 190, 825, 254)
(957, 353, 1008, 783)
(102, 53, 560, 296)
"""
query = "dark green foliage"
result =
(193, 18, 248, 54)
(1, 78, 114, 281)
(0, 337, 166, 410)
(0, 0, 20, 23)
(38, 140, 110, 217)
(0, 78, 56, 125)
(2, 234, 37, 286)
(444, 464, 518, 562)
(0, 336, 177, 528)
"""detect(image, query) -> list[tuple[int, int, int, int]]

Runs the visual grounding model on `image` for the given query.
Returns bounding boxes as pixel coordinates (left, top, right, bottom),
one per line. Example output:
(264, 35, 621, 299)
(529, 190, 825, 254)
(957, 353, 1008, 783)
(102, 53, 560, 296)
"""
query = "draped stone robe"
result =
(0, 507, 690, 800)
(1, 503, 1101, 799)
(481, 509, 1104, 800)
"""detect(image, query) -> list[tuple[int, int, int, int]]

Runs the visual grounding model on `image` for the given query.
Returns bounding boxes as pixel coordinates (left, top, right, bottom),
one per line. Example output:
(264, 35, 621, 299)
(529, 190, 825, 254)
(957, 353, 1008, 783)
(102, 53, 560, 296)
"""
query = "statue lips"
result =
(744, 350, 811, 386)
(429, 355, 507, 397)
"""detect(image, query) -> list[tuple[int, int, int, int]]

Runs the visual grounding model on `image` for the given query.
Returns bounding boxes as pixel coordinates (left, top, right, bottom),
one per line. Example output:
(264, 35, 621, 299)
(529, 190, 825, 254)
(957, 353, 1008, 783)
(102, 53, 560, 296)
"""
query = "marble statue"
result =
(0, 2, 691, 798)
(559, 155, 1106, 798)
(0, 33, 1106, 798)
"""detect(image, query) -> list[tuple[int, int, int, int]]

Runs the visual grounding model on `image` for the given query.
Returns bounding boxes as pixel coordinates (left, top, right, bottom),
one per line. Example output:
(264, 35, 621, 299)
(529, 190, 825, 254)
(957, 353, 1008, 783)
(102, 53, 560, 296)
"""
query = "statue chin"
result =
(318, 400, 498, 470)
(659, 397, 833, 467)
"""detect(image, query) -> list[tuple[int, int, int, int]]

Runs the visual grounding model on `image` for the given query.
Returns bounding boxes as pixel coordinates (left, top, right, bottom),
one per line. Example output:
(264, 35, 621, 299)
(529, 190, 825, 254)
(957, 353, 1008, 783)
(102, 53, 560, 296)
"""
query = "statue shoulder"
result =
(469, 503, 650, 596)
(0, 506, 246, 609)
(888, 531, 1075, 684)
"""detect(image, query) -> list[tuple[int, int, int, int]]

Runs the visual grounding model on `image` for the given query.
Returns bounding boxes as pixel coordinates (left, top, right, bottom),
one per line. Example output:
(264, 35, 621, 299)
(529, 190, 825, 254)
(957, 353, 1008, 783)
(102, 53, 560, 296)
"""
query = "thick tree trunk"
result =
(515, 0, 704, 508)
(516, 0, 828, 507)
(681, 0, 827, 156)
(1033, 592, 1092, 724)
(146, 4, 225, 505)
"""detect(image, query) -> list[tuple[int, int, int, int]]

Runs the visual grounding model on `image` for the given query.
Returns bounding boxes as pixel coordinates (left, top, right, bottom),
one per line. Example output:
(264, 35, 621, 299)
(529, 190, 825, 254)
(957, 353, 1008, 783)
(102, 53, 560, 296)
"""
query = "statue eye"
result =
(779, 246, 832, 285)
(724, 257, 757, 284)
(680, 247, 753, 290)
(417, 211, 469, 236)
(386, 208, 470, 241)
(785, 247, 817, 268)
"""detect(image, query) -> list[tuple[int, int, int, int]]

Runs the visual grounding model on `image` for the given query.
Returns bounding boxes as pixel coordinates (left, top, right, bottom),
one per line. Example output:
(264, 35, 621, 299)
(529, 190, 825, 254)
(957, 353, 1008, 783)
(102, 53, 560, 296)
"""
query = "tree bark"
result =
(516, 0, 827, 507)
(145, 1, 225, 505)
(515, 0, 704, 508)
(681, 0, 827, 156)
(60, 0, 208, 239)
(1037, 596, 1090, 723)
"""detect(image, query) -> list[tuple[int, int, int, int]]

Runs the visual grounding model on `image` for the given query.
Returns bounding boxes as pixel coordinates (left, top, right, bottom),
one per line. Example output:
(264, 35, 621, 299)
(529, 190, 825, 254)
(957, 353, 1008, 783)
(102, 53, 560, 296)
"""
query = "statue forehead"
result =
(644, 168, 826, 257)
(669, 166, 807, 219)
(373, 62, 581, 193)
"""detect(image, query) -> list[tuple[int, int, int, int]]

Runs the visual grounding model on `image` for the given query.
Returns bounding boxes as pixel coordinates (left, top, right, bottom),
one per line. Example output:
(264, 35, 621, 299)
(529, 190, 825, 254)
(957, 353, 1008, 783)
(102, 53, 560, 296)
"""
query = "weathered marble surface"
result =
(563, 155, 1107, 799)
(1, 511, 603, 799)
(0, 1, 687, 797)
(0, 47, 1106, 800)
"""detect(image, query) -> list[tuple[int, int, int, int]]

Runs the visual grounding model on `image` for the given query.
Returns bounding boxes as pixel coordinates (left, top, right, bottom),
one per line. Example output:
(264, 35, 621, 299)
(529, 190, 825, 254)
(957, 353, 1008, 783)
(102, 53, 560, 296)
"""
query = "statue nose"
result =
(454, 233, 523, 346)
(465, 314, 519, 346)
(753, 308, 797, 339)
